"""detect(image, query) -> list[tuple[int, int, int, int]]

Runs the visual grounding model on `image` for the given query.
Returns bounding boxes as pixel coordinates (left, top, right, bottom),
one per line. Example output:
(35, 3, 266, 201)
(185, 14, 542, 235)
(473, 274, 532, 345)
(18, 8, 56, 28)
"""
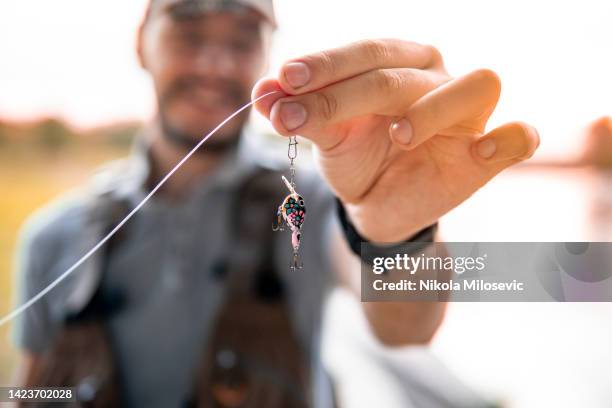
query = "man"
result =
(12, 0, 539, 406)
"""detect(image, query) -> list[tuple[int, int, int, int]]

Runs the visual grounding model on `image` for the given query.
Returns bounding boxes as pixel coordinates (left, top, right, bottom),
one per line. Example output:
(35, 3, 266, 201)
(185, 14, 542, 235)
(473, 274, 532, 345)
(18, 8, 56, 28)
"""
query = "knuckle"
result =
(313, 91, 339, 122)
(424, 44, 444, 66)
(358, 39, 391, 64)
(472, 68, 502, 98)
(373, 69, 404, 93)
(309, 50, 337, 77)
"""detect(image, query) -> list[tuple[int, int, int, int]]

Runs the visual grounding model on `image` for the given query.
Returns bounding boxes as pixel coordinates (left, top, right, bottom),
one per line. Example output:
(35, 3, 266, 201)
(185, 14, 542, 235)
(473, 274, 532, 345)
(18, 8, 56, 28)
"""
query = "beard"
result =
(157, 75, 250, 154)
(158, 109, 244, 154)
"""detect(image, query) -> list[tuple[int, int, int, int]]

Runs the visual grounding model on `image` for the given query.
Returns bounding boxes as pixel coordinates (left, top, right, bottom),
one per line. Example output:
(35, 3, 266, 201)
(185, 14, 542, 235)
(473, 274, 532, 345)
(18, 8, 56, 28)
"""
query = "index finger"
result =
(279, 39, 444, 95)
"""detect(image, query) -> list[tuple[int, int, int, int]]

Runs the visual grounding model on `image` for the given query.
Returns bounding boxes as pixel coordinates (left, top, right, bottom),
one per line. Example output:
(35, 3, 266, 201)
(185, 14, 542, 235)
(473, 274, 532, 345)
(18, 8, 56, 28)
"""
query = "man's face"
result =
(138, 3, 271, 151)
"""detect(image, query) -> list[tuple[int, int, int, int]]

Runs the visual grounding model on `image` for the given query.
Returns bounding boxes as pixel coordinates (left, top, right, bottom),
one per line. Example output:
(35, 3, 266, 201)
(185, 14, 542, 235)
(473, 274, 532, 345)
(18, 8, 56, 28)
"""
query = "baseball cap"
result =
(152, 0, 277, 28)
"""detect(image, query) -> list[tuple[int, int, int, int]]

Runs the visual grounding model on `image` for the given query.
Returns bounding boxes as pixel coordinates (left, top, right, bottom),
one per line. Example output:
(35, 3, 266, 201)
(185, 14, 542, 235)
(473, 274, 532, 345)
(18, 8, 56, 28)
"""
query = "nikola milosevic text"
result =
(369, 252, 524, 292)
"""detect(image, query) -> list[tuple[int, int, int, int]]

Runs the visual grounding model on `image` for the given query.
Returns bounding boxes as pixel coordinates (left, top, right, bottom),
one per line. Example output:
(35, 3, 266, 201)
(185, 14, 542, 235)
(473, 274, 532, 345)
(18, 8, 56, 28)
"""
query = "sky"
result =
(0, 0, 610, 160)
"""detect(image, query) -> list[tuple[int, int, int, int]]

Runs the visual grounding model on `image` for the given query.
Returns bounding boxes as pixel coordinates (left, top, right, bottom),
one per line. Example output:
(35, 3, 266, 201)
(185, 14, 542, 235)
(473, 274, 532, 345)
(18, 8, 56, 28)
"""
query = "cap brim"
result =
(161, 0, 277, 28)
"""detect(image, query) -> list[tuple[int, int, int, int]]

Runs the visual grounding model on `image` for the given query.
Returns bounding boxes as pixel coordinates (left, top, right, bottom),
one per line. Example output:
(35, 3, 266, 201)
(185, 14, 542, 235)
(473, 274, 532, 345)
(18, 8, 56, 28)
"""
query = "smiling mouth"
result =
(183, 86, 240, 112)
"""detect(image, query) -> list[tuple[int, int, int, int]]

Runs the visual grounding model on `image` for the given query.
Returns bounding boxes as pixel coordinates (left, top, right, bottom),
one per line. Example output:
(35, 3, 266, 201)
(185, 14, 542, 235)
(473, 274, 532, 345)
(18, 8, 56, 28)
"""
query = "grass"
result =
(0, 145, 128, 383)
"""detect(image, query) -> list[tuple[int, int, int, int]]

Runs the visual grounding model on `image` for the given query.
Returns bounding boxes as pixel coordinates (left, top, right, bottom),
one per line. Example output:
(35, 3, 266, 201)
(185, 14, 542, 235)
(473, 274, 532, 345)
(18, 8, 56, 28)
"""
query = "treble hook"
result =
(272, 206, 284, 231)
(290, 251, 303, 271)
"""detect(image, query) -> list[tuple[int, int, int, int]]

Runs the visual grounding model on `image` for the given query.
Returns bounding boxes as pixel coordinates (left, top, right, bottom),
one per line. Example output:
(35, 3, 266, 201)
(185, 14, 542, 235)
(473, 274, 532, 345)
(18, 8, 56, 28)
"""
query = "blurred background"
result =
(0, 0, 611, 406)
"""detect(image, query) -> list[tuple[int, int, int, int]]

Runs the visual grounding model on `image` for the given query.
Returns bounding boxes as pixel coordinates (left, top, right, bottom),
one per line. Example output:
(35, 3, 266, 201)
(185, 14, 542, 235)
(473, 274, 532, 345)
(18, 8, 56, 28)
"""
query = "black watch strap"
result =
(335, 198, 438, 265)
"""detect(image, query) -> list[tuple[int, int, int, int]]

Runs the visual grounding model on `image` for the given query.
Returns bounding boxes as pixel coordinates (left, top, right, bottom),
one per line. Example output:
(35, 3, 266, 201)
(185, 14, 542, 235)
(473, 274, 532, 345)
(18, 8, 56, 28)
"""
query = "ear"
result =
(136, 19, 148, 70)
(258, 23, 274, 75)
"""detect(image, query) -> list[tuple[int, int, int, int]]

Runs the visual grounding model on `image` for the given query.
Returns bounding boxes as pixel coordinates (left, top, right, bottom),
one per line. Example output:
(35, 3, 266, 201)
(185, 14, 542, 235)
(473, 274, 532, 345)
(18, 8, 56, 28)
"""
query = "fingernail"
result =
(477, 139, 497, 159)
(284, 62, 310, 89)
(279, 102, 307, 130)
(390, 119, 413, 145)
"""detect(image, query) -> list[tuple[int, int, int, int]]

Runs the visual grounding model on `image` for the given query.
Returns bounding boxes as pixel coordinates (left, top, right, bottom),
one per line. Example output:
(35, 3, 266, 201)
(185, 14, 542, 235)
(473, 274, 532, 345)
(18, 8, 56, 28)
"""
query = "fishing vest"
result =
(21, 166, 327, 408)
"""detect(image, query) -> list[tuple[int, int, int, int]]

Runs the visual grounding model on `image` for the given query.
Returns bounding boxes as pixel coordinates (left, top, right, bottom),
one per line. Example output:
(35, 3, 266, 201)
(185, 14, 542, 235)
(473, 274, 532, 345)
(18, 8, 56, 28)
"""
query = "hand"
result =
(253, 39, 540, 242)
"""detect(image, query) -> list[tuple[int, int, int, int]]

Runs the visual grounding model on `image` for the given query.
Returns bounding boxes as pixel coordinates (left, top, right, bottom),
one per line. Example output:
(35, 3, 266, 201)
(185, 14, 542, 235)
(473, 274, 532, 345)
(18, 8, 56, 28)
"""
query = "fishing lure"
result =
(273, 136, 306, 270)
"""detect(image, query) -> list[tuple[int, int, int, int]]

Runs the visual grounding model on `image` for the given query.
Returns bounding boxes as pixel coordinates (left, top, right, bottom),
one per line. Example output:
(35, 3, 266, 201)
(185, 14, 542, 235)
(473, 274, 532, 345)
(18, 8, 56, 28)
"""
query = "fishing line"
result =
(0, 90, 280, 327)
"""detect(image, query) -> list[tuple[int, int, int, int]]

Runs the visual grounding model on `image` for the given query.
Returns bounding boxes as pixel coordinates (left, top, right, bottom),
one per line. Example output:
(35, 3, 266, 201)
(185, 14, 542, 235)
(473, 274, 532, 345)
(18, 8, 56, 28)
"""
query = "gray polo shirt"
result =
(12, 128, 338, 407)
